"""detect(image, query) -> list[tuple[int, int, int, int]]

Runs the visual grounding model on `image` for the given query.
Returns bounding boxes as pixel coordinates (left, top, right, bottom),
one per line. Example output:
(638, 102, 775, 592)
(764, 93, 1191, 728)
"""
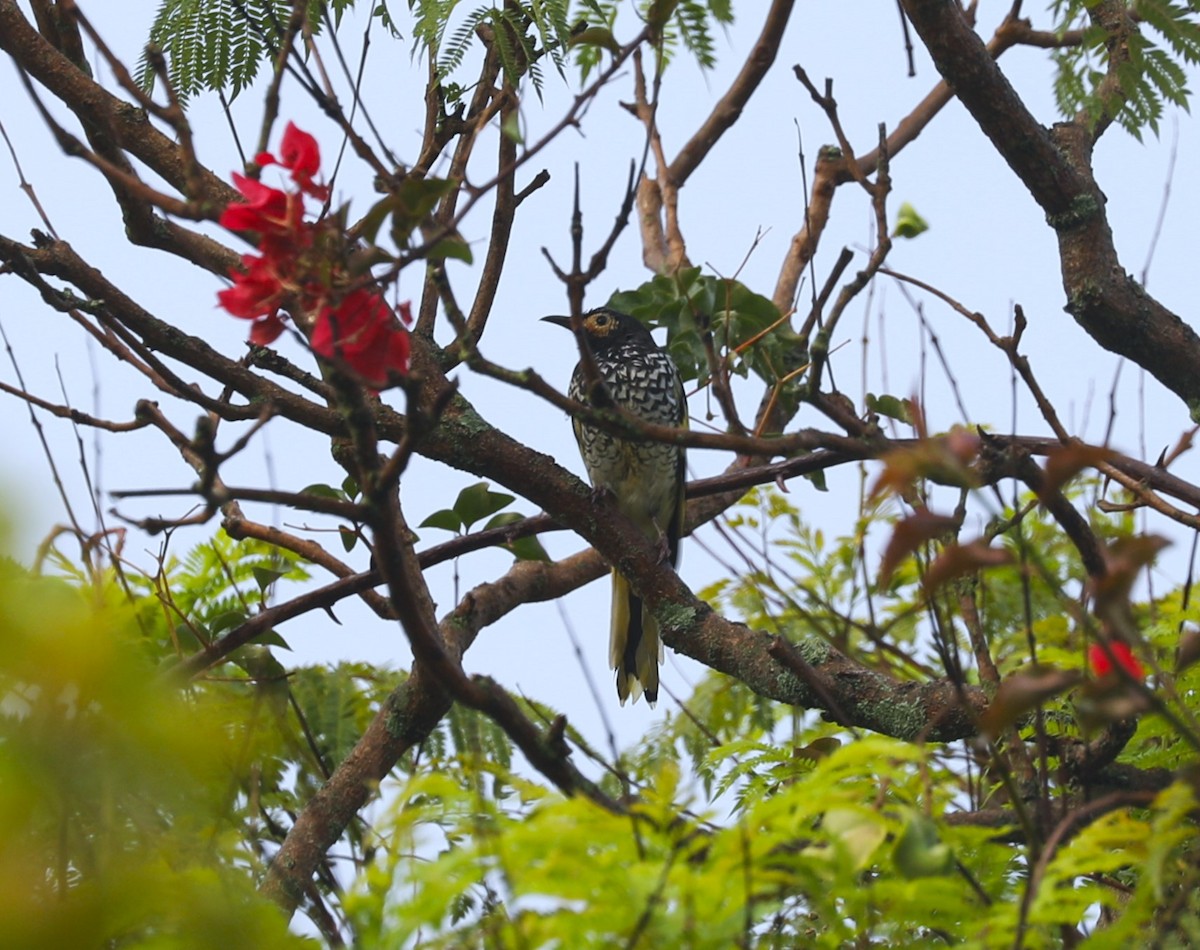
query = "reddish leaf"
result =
(793, 737, 841, 762)
(1159, 424, 1197, 469)
(1075, 680, 1151, 730)
(1092, 535, 1171, 611)
(1041, 443, 1114, 496)
(870, 429, 980, 501)
(878, 509, 959, 588)
(1177, 626, 1200, 675)
(980, 667, 1081, 739)
(922, 540, 1013, 593)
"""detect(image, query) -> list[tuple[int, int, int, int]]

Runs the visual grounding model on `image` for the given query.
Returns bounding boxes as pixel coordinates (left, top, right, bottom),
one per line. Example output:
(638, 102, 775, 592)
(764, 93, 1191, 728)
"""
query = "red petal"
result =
(311, 292, 409, 388)
(217, 255, 284, 318)
(279, 122, 320, 178)
(384, 328, 411, 375)
(278, 122, 328, 199)
(249, 314, 287, 345)
(220, 174, 291, 233)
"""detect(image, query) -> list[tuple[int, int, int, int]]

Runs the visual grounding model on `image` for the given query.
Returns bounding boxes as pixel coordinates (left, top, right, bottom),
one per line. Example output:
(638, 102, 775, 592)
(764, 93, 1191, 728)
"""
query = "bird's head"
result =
(541, 307, 654, 355)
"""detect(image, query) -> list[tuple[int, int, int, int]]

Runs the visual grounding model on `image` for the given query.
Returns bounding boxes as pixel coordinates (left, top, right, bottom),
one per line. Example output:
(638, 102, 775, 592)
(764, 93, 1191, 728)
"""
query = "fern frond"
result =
(1049, 0, 1198, 137)
(139, 0, 390, 102)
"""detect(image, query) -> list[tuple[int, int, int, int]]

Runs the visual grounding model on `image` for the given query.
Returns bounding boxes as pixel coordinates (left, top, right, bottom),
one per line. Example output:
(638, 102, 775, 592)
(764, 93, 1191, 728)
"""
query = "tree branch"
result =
(899, 0, 1200, 416)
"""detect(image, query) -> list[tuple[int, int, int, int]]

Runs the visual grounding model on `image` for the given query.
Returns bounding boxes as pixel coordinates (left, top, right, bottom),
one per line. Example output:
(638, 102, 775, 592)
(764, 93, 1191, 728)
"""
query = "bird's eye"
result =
(594, 313, 609, 326)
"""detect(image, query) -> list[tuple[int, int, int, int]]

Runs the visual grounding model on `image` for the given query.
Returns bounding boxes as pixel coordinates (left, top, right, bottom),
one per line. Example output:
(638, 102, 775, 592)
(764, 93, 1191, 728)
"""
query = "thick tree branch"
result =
(0, 0, 235, 210)
(899, 0, 1200, 416)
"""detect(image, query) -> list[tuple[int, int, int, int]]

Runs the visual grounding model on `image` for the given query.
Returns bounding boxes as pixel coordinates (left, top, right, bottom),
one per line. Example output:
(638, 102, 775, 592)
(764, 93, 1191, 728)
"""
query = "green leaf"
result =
(172, 621, 204, 652)
(338, 525, 359, 553)
(647, 0, 682, 31)
(341, 475, 360, 499)
(419, 508, 462, 533)
(251, 628, 291, 649)
(892, 201, 930, 239)
(484, 513, 550, 561)
(252, 566, 288, 591)
(866, 392, 913, 423)
(301, 483, 345, 500)
(806, 807, 887, 871)
(607, 272, 801, 403)
(484, 512, 525, 530)
(803, 469, 828, 492)
(427, 236, 474, 264)
(359, 178, 457, 247)
(893, 809, 955, 878)
(501, 112, 523, 144)
(208, 607, 248, 636)
(568, 26, 621, 54)
(454, 483, 515, 532)
(507, 536, 550, 562)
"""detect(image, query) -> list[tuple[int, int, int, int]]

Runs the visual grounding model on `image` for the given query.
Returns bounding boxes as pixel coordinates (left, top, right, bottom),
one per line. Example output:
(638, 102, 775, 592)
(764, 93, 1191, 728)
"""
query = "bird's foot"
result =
(589, 484, 615, 507)
(654, 531, 672, 564)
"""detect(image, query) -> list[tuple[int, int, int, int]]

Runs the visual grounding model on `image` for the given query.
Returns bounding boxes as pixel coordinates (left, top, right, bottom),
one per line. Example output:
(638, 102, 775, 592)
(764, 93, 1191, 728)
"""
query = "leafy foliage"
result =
(26, 2, 1200, 945)
(347, 725, 1200, 946)
(138, 0, 360, 101)
(665, 0, 734, 69)
(420, 481, 550, 561)
(413, 0, 736, 92)
(339, 482, 1200, 945)
(610, 268, 808, 422)
(138, 0, 737, 111)
(410, 0, 573, 100)
(0, 557, 308, 948)
(9, 464, 1200, 944)
(124, 529, 310, 658)
(1050, 0, 1200, 139)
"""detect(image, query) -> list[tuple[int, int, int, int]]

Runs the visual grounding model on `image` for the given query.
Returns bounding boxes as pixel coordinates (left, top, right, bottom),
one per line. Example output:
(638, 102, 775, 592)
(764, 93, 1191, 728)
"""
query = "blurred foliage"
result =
(0, 553, 309, 947)
(5, 461, 1200, 944)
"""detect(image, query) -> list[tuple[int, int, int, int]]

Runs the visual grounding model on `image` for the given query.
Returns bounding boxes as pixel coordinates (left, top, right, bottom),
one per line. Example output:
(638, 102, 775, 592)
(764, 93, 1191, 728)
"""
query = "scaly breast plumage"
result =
(568, 349, 683, 528)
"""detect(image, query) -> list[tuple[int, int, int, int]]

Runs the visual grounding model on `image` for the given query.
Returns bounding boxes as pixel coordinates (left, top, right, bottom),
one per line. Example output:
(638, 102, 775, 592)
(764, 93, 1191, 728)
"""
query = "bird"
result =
(542, 307, 686, 706)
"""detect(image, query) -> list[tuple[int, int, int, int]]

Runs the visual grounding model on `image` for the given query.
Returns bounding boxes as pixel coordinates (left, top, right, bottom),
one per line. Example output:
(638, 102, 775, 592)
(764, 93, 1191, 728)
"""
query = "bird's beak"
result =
(540, 315, 573, 329)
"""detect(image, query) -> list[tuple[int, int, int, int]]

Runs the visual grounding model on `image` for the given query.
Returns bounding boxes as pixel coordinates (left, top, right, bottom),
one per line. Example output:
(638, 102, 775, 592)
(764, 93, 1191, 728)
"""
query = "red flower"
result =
(218, 254, 292, 345)
(218, 254, 284, 319)
(312, 290, 410, 388)
(217, 122, 406, 378)
(1088, 641, 1145, 680)
(220, 173, 301, 235)
(256, 122, 329, 200)
(249, 313, 287, 345)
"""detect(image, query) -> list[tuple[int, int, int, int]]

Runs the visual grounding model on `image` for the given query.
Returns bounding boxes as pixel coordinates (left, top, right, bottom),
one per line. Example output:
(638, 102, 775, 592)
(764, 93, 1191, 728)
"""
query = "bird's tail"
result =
(610, 569, 661, 706)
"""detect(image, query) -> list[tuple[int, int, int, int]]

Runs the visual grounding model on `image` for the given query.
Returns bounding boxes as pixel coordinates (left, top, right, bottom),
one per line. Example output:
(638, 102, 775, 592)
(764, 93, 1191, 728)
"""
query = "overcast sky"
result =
(2, 2, 1198, 749)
